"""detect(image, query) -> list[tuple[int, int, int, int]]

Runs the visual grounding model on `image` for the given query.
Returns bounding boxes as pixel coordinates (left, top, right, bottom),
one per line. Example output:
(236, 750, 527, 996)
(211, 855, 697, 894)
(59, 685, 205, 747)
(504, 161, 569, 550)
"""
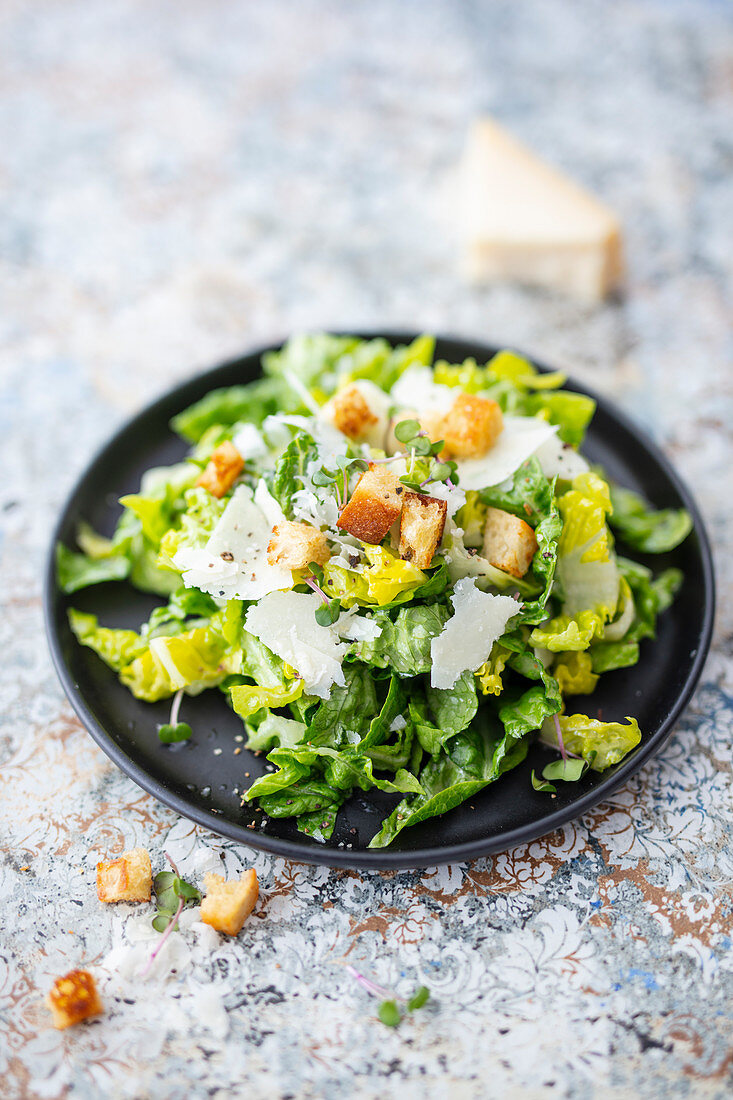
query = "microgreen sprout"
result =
(141, 853, 201, 977)
(553, 712, 567, 761)
(157, 688, 193, 743)
(346, 965, 430, 1028)
(313, 455, 368, 508)
(392, 418, 457, 494)
(531, 769, 556, 793)
(305, 561, 341, 626)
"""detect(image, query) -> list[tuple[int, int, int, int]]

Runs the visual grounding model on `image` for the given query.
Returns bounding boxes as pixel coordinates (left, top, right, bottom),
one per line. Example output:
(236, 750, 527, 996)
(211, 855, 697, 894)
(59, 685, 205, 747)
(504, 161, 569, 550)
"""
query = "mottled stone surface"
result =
(1, 1, 732, 1097)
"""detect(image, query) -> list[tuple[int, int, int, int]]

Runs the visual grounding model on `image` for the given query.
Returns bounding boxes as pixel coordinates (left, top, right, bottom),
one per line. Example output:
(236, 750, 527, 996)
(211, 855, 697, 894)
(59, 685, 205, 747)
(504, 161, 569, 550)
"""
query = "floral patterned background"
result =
(1, 1, 732, 1096)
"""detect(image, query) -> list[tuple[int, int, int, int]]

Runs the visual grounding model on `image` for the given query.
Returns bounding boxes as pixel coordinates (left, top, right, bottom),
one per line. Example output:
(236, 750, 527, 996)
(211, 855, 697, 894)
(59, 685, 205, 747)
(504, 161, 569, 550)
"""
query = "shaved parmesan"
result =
(533, 435, 590, 481)
(453, 415, 558, 490)
(430, 577, 518, 689)
(336, 608, 382, 643)
(253, 478, 286, 528)
(231, 423, 268, 461)
(391, 366, 454, 413)
(423, 478, 466, 517)
(245, 591, 350, 698)
(173, 484, 292, 600)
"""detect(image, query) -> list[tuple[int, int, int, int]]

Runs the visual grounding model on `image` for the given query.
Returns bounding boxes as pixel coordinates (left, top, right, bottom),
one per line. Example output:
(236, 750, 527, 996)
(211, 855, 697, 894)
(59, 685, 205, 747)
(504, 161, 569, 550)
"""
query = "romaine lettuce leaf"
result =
(541, 714, 641, 771)
(263, 332, 434, 395)
(322, 546, 427, 608)
(553, 650, 599, 695)
(425, 670, 478, 737)
(354, 605, 450, 675)
(244, 713, 307, 752)
(158, 487, 228, 569)
(67, 609, 147, 670)
(531, 471, 618, 652)
(607, 483, 692, 553)
(229, 680, 304, 720)
(170, 375, 292, 443)
(368, 710, 530, 849)
(57, 544, 131, 593)
(270, 431, 319, 518)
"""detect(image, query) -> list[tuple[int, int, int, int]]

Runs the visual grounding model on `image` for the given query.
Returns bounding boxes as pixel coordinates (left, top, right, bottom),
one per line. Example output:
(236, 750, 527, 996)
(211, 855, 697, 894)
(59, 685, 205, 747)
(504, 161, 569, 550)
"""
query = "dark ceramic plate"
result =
(45, 334, 715, 868)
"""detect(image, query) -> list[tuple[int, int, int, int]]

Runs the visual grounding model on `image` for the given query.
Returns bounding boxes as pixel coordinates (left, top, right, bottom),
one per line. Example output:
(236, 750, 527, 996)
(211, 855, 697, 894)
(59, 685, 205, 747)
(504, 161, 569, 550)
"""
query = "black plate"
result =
(44, 334, 715, 869)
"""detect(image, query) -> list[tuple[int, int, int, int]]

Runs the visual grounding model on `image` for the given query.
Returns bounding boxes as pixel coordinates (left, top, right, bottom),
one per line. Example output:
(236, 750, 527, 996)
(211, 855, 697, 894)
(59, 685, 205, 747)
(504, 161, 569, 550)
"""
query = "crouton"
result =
(196, 440, 244, 498)
(338, 463, 405, 544)
(440, 393, 503, 458)
(483, 506, 538, 578)
(200, 869, 259, 936)
(46, 969, 102, 1029)
(96, 847, 152, 903)
(399, 492, 448, 569)
(267, 521, 330, 570)
(331, 384, 379, 441)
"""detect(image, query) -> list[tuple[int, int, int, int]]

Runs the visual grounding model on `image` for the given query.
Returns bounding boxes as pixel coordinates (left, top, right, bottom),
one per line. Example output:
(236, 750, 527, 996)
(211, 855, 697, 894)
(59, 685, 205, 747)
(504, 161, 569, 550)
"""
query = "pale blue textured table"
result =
(1, 1, 732, 1097)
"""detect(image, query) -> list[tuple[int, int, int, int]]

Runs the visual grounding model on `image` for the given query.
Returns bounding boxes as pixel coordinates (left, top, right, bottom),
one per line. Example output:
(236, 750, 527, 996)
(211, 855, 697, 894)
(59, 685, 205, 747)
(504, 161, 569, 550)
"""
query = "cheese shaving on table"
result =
(430, 577, 519, 689)
(173, 482, 292, 600)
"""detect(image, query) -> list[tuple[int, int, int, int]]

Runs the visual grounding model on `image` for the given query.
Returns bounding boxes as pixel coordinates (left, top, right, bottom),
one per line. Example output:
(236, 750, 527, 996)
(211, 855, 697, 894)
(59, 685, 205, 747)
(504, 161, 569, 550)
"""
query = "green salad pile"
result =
(58, 334, 692, 847)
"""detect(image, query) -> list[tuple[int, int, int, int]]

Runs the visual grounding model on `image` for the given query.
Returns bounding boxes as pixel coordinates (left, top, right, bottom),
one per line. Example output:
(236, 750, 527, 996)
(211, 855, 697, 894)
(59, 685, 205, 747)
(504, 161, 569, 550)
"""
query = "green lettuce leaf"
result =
(531, 471, 619, 652)
(244, 713, 307, 752)
(170, 376, 291, 443)
(67, 609, 147, 670)
(589, 559, 683, 673)
(270, 432, 319, 518)
(368, 710, 530, 849)
(353, 605, 450, 675)
(263, 332, 434, 396)
(296, 807, 341, 841)
(158, 487, 228, 569)
(608, 484, 692, 553)
(553, 650, 599, 695)
(57, 544, 130, 593)
(541, 714, 641, 771)
(425, 671, 479, 738)
(229, 680, 304, 720)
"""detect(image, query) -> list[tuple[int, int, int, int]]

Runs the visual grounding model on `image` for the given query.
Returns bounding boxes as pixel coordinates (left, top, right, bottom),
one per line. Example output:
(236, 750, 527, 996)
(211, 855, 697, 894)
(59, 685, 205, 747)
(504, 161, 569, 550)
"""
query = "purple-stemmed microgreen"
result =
(393, 418, 457, 494)
(157, 688, 193, 743)
(141, 853, 201, 977)
(305, 561, 341, 626)
(553, 712, 567, 760)
(312, 455, 368, 509)
(346, 965, 430, 1028)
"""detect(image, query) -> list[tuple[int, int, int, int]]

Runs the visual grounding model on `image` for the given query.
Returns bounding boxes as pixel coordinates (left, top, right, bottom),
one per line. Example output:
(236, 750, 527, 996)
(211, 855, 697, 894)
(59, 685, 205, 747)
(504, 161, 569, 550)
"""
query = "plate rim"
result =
(44, 332, 716, 869)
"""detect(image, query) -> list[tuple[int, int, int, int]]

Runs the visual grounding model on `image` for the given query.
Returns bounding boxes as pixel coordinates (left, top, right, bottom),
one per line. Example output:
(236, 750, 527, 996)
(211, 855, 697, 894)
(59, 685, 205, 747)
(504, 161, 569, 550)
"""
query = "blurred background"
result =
(1, 0, 731, 623)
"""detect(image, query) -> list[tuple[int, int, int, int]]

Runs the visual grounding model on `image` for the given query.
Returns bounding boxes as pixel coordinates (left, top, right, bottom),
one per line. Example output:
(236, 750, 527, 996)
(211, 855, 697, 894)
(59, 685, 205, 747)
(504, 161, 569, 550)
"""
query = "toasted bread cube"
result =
(267, 521, 330, 570)
(331, 384, 379, 441)
(96, 847, 152, 903)
(200, 869, 259, 936)
(46, 969, 102, 1029)
(440, 393, 503, 458)
(338, 463, 405, 544)
(399, 492, 448, 568)
(196, 441, 244, 498)
(483, 506, 538, 578)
